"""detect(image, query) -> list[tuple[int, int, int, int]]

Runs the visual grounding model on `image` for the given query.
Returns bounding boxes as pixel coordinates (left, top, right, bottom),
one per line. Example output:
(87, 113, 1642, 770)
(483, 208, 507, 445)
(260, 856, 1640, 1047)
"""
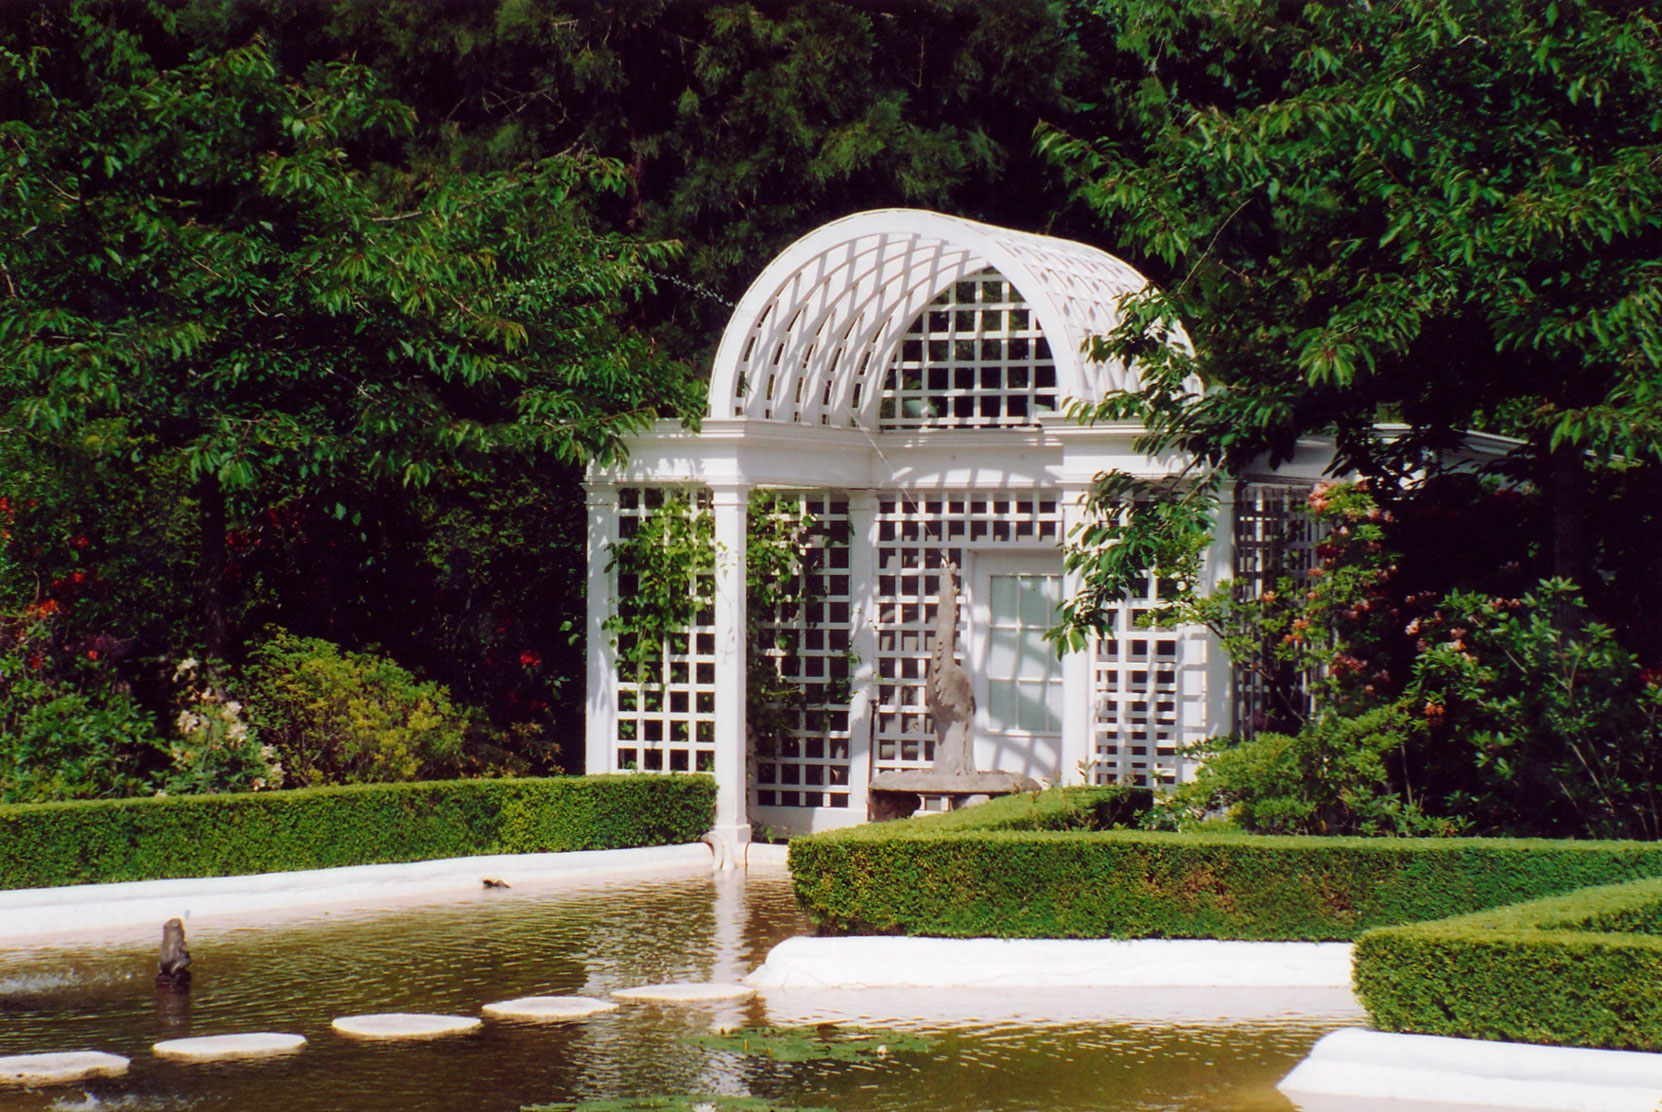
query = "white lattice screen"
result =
(752, 494, 856, 810)
(1233, 480, 1321, 737)
(1091, 576, 1182, 786)
(878, 268, 1057, 430)
(611, 486, 717, 775)
(872, 493, 1064, 773)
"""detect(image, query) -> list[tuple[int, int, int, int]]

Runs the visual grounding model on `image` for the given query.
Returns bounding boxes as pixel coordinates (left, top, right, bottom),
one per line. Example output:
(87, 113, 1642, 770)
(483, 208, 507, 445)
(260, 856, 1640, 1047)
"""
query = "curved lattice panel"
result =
(709, 209, 1192, 427)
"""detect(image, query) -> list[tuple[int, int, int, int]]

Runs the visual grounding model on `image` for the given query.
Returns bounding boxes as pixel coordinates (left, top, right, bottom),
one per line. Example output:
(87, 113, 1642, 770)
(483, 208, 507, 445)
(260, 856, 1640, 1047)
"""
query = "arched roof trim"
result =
(708, 209, 1193, 427)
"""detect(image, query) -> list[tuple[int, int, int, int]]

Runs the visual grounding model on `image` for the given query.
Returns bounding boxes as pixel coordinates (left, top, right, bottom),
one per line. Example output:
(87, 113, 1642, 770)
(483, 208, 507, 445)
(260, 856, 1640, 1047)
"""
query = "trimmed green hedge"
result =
(1354, 876, 1662, 1050)
(0, 774, 714, 889)
(789, 788, 1662, 940)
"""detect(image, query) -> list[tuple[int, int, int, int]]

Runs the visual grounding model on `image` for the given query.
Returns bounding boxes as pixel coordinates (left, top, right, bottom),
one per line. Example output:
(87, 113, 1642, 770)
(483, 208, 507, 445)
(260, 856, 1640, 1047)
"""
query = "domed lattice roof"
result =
(707, 209, 1189, 428)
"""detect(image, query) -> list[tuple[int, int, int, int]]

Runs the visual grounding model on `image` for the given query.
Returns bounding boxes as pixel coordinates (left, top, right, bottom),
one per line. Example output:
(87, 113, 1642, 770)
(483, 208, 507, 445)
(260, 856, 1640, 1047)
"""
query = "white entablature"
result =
(707, 208, 1192, 428)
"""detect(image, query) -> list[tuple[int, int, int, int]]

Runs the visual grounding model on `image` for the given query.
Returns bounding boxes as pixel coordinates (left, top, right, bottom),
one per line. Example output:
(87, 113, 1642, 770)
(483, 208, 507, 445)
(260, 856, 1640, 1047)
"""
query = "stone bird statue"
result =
(927, 560, 977, 776)
(155, 917, 191, 988)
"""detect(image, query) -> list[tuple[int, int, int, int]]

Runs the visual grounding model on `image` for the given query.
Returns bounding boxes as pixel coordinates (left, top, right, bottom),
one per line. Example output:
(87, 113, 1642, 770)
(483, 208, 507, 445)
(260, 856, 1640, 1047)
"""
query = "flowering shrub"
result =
(242, 628, 480, 785)
(0, 603, 168, 803)
(0, 674, 165, 804)
(1405, 580, 1662, 839)
(162, 658, 283, 795)
(1163, 480, 1662, 838)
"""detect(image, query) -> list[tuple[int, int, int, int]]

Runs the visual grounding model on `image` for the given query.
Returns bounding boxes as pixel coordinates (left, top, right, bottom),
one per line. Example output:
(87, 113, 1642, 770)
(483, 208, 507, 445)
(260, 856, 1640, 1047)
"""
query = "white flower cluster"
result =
(167, 659, 284, 792)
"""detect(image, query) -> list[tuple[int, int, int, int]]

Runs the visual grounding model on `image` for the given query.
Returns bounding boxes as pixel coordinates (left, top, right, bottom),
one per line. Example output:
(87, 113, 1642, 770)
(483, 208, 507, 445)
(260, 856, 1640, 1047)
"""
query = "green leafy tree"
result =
(1043, 0, 1662, 642)
(194, 0, 1099, 354)
(1, 7, 697, 658)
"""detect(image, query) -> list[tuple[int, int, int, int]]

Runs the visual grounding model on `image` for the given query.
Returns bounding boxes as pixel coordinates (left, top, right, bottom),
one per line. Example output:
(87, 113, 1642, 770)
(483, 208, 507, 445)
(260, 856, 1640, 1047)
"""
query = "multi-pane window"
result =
(984, 572, 1064, 734)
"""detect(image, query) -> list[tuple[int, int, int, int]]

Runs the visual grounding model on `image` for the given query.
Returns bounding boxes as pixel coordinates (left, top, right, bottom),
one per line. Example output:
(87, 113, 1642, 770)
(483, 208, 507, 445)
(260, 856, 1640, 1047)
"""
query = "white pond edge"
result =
(1279, 1028, 1662, 1112)
(745, 935, 1355, 988)
(0, 842, 723, 942)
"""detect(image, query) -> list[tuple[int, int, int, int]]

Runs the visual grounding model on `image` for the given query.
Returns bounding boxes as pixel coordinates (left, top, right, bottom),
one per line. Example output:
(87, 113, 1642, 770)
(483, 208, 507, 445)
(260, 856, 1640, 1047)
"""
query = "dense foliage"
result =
(789, 789, 1662, 940)
(3, 0, 1658, 811)
(1041, 0, 1662, 839)
(0, 0, 1093, 784)
(1355, 876, 1662, 1050)
(0, 773, 714, 888)
(1152, 481, 1662, 838)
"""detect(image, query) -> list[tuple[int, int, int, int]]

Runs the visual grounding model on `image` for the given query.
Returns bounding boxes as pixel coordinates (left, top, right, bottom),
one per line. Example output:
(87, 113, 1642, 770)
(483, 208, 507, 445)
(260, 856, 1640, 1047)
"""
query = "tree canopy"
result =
(2, 8, 696, 654)
(1042, 0, 1662, 639)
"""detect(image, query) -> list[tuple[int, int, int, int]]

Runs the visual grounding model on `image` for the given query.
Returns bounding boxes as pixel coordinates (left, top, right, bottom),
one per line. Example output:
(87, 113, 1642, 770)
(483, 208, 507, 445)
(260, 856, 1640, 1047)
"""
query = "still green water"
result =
(0, 867, 1349, 1112)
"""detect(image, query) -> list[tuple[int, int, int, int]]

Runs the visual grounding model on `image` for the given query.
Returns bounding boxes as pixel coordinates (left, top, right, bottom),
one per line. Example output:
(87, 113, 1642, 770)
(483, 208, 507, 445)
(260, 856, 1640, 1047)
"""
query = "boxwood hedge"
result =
(789, 788, 1662, 940)
(1354, 876, 1662, 1050)
(0, 774, 714, 889)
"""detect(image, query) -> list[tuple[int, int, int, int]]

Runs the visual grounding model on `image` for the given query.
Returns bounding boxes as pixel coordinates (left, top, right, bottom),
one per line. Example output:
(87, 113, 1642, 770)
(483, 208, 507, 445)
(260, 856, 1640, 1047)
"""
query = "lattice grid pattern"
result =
(1233, 480, 1322, 737)
(878, 269, 1057, 429)
(1091, 577, 1182, 787)
(611, 486, 717, 775)
(753, 494, 856, 810)
(872, 493, 1063, 773)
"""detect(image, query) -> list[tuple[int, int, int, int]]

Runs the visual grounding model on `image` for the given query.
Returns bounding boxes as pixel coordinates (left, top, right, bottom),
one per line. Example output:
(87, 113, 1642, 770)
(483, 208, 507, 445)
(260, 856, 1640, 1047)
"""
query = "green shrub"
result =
(243, 628, 482, 786)
(1167, 704, 1447, 836)
(1355, 876, 1662, 1049)
(789, 788, 1662, 940)
(0, 773, 714, 889)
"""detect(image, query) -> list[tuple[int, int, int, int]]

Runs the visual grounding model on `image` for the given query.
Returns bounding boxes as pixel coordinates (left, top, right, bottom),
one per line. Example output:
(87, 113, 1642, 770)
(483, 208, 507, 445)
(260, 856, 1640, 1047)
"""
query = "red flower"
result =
(519, 650, 542, 668)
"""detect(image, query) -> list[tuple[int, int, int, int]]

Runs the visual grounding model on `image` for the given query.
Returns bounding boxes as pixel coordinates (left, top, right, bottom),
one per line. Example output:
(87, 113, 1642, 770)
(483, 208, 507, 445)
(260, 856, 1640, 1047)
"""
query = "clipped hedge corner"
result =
(788, 788, 1662, 940)
(0, 774, 714, 890)
(1355, 876, 1662, 1050)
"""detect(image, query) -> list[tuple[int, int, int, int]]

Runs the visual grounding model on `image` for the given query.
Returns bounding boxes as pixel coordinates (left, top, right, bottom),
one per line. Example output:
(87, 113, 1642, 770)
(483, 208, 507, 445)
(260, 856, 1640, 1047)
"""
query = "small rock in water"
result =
(481, 878, 510, 889)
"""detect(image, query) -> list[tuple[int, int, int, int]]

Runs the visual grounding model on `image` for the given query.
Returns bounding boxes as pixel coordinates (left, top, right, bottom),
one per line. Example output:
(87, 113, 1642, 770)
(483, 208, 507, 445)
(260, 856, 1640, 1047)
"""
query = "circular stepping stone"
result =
(331, 1013, 482, 1040)
(481, 995, 618, 1022)
(0, 1051, 129, 1086)
(611, 982, 756, 1004)
(153, 1033, 307, 1061)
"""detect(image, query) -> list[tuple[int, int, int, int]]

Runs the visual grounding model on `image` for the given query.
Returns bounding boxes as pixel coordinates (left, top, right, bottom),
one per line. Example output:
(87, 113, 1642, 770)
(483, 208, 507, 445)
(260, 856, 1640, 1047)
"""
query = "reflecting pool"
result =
(0, 866, 1356, 1111)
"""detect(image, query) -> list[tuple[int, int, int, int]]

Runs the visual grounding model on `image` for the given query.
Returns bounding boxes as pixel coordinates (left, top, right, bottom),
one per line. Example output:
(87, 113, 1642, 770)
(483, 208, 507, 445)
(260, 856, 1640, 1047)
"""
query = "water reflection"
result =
(0, 866, 1352, 1112)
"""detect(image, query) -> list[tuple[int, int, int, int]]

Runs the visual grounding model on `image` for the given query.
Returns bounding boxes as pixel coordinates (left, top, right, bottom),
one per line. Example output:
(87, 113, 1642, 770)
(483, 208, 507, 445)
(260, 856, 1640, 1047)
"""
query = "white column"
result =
(584, 481, 620, 776)
(708, 482, 752, 868)
(1191, 477, 1239, 778)
(844, 489, 880, 819)
(1059, 482, 1095, 785)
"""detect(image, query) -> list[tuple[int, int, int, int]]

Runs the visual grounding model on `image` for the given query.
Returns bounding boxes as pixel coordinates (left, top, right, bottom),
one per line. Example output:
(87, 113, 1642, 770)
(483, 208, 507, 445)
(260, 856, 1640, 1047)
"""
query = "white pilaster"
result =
(708, 483, 752, 868)
(844, 489, 880, 817)
(584, 482, 620, 776)
(1059, 483, 1095, 785)
(1193, 478, 1239, 776)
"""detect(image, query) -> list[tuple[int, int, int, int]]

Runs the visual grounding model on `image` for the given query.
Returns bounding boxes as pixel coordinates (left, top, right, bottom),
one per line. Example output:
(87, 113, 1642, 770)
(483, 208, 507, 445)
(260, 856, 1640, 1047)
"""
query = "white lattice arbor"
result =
(584, 209, 1325, 862)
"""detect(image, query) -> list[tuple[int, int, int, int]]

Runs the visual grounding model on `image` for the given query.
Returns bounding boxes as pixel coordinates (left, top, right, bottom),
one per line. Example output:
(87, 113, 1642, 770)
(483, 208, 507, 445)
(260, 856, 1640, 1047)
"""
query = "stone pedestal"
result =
(865, 770, 1041, 822)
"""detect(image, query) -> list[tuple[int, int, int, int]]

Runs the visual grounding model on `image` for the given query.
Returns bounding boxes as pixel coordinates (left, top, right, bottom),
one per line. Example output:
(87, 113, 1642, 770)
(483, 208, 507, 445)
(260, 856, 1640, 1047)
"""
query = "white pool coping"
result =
(745, 934, 1355, 988)
(0, 842, 719, 942)
(1279, 1028, 1662, 1111)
